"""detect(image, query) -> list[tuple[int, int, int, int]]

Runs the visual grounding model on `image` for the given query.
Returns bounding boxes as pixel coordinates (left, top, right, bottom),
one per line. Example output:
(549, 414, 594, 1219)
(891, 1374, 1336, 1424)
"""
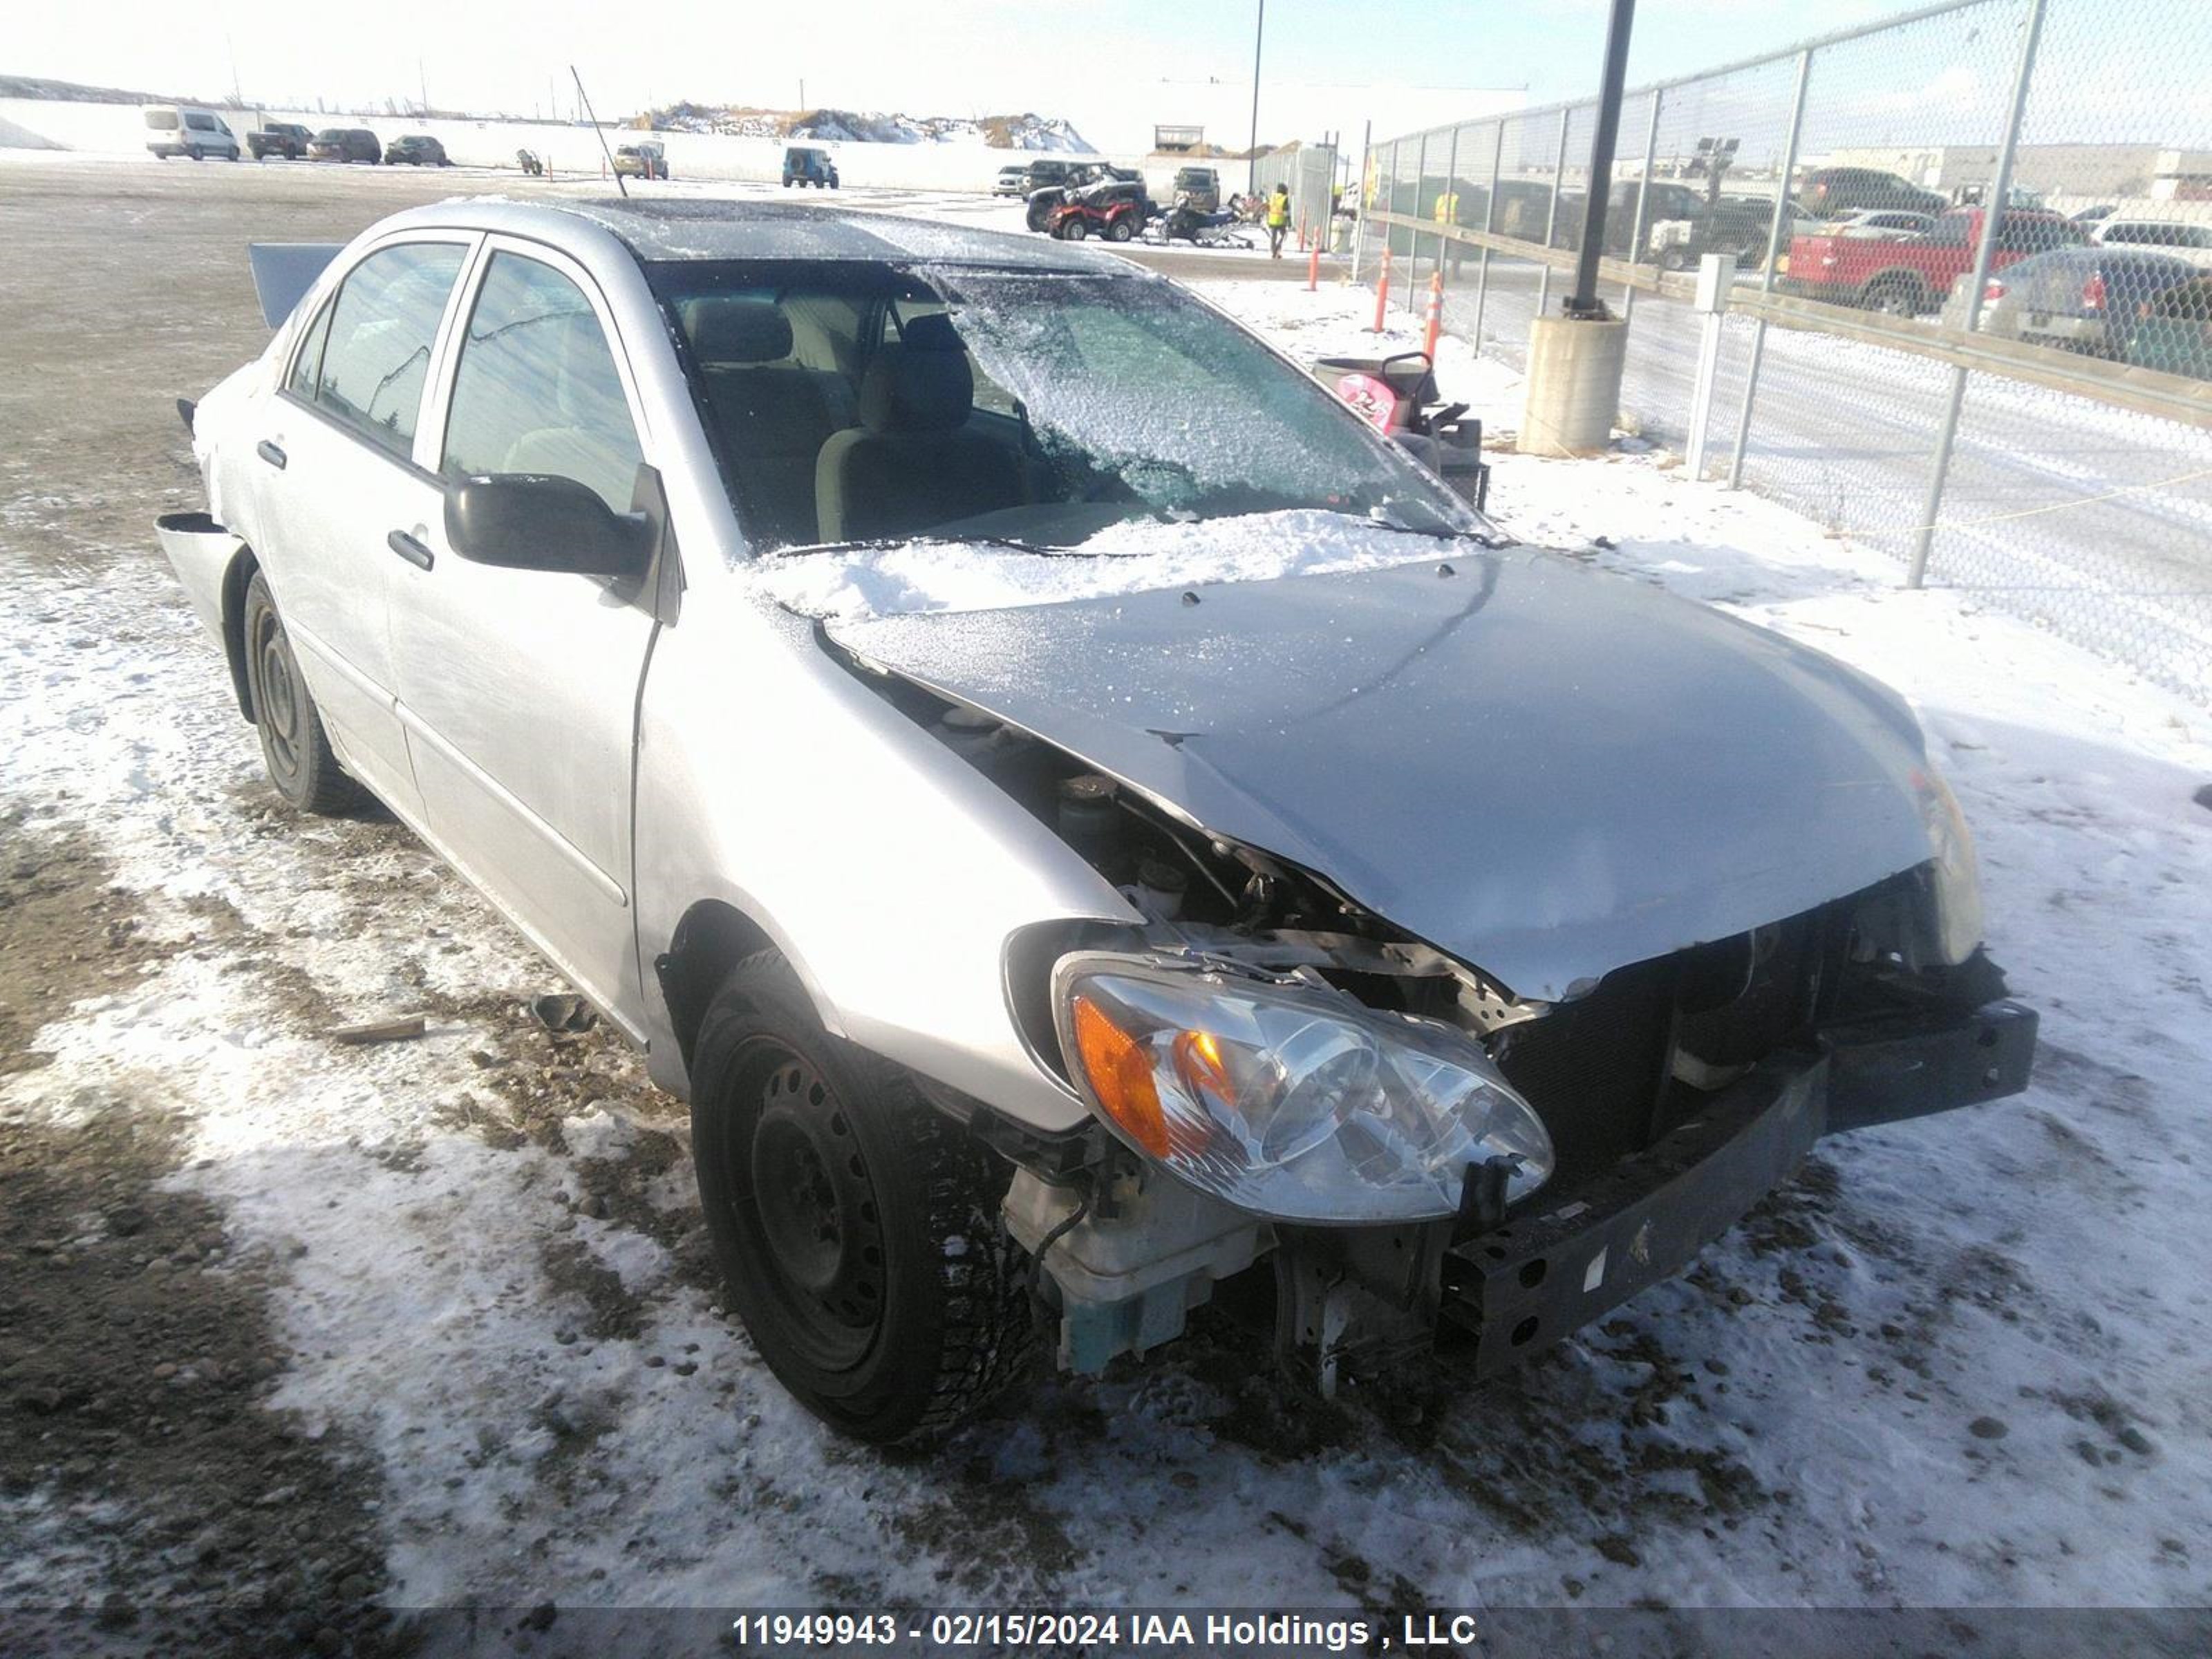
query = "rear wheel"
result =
(690, 950, 1035, 1444)
(1106, 215, 1135, 243)
(1863, 275, 1925, 317)
(242, 573, 366, 816)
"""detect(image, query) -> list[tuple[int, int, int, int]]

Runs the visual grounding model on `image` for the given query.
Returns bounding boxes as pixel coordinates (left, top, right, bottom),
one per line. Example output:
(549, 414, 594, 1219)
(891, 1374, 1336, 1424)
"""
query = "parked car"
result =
(1797, 166, 1947, 220)
(247, 121, 313, 161)
(613, 141, 668, 180)
(1781, 205, 2085, 315)
(1650, 195, 1824, 272)
(1172, 165, 1221, 213)
(781, 144, 838, 188)
(992, 165, 1031, 198)
(1940, 247, 2200, 359)
(162, 198, 2034, 1444)
(2068, 203, 2117, 225)
(308, 128, 382, 165)
(1023, 158, 1082, 191)
(1830, 209, 1936, 241)
(2126, 275, 2212, 379)
(2088, 218, 2212, 270)
(142, 104, 241, 162)
(384, 135, 450, 167)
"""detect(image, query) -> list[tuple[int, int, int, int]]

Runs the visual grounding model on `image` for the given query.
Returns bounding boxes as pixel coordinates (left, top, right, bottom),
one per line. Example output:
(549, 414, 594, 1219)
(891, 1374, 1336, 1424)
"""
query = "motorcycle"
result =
(1313, 350, 1491, 509)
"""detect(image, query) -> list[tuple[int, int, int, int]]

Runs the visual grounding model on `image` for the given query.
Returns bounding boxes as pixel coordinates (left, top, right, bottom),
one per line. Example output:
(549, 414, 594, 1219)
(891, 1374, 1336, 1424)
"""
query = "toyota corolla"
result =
(158, 198, 2034, 1443)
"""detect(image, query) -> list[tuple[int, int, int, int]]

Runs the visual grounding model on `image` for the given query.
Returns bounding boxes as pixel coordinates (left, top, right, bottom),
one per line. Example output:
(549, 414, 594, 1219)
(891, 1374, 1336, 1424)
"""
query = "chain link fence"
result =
(1253, 142, 1341, 247)
(1356, 0, 2212, 705)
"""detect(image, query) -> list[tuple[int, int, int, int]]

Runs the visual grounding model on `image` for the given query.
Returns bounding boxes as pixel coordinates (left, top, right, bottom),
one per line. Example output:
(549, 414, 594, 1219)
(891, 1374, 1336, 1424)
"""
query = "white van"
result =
(144, 106, 242, 162)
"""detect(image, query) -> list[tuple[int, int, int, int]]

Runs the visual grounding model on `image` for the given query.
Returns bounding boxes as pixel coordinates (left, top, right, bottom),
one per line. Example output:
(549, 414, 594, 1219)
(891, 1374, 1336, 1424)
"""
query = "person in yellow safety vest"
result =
(1433, 187, 1466, 278)
(1266, 183, 1291, 259)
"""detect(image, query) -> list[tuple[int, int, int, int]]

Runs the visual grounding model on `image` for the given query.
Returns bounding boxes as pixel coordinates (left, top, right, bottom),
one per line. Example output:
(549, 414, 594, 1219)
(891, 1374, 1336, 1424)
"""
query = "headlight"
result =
(1051, 953, 1554, 1224)
(1914, 765, 1984, 964)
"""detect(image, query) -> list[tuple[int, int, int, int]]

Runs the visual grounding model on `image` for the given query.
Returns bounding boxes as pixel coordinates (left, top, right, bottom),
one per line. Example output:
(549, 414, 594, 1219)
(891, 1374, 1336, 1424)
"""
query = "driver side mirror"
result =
(444, 474, 653, 579)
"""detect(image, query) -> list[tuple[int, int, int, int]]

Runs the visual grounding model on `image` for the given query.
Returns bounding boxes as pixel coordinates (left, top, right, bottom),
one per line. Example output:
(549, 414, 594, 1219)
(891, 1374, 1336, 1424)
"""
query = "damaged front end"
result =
(812, 556, 2038, 1393)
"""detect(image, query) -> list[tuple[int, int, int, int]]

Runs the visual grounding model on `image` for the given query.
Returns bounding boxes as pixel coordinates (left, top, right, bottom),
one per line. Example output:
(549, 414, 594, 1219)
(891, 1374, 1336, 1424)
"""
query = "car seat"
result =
(813, 314, 1022, 543)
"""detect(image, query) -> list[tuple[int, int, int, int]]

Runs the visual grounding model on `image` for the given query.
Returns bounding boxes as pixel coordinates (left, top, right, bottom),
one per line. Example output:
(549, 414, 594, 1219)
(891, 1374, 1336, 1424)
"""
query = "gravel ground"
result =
(2, 156, 2209, 1658)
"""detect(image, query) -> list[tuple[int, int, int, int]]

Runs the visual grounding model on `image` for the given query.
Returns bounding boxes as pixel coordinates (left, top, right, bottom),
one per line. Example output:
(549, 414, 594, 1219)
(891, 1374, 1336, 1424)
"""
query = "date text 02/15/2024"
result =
(727, 1611, 1497, 1651)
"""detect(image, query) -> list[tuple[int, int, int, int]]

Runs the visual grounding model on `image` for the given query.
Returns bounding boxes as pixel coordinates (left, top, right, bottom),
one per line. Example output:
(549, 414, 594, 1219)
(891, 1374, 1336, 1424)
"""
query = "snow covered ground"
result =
(3, 195, 2211, 1651)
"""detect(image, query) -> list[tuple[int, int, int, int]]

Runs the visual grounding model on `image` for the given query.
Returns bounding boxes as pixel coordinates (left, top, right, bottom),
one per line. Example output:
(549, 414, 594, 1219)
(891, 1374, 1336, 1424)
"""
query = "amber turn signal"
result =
(1070, 993, 1172, 1158)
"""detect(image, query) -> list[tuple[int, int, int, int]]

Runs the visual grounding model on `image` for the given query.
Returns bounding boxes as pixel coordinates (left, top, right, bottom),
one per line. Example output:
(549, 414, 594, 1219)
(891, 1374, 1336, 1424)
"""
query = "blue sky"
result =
(15, 0, 1911, 120)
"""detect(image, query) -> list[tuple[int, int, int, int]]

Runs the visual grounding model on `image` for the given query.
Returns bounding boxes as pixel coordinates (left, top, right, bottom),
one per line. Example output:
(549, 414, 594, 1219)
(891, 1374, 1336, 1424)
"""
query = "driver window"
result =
(442, 252, 644, 514)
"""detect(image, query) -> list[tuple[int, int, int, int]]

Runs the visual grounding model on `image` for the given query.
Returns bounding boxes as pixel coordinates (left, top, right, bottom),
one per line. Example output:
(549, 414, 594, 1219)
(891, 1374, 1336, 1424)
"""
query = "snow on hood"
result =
(819, 554, 1942, 1002)
(749, 509, 1473, 622)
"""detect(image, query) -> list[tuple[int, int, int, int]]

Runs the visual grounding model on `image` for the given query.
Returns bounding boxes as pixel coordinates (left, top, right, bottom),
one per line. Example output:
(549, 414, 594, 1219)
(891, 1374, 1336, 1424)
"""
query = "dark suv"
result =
(308, 128, 382, 165)
(384, 135, 449, 167)
(1799, 166, 1947, 220)
(247, 122, 312, 160)
(781, 145, 838, 189)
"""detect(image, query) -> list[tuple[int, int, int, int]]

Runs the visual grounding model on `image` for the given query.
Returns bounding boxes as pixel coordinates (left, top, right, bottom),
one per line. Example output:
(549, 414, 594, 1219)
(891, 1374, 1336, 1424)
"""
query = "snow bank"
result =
(749, 508, 1472, 621)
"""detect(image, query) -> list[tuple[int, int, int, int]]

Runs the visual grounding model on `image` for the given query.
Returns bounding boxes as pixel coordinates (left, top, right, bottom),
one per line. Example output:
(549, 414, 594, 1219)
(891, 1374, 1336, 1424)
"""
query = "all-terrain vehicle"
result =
(1044, 171, 1154, 242)
(1315, 350, 1490, 507)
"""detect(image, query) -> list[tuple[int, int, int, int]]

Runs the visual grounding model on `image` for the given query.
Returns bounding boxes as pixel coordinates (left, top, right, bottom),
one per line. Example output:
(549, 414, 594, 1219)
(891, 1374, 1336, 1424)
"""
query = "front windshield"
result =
(648, 259, 1472, 554)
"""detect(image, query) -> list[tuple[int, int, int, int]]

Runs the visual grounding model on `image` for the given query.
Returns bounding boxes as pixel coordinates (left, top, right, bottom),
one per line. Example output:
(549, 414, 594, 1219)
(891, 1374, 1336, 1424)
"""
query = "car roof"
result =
(377, 196, 1127, 273)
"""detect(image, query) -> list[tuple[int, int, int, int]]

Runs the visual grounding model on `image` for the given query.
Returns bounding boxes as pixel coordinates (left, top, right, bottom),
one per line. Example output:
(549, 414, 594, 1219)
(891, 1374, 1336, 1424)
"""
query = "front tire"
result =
(691, 951, 1035, 1444)
(242, 573, 366, 816)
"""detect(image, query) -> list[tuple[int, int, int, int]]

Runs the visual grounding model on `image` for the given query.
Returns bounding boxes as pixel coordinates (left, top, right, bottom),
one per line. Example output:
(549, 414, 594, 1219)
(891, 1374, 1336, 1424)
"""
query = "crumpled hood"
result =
(823, 552, 1940, 1002)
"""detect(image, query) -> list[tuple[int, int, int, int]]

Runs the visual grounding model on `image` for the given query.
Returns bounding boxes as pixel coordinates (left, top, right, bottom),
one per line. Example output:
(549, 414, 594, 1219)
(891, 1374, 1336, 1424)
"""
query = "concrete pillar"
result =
(1517, 317, 1628, 456)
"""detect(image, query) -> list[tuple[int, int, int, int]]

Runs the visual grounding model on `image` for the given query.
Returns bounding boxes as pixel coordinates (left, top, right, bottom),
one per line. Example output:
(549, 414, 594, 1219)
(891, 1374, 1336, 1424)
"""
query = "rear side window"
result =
(441, 252, 643, 514)
(144, 109, 178, 131)
(186, 113, 215, 131)
(286, 299, 333, 398)
(312, 243, 466, 458)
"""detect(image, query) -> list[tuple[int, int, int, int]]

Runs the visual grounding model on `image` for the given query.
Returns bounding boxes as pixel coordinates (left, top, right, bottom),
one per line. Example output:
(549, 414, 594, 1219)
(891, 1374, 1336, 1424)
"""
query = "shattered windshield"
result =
(647, 259, 1474, 554)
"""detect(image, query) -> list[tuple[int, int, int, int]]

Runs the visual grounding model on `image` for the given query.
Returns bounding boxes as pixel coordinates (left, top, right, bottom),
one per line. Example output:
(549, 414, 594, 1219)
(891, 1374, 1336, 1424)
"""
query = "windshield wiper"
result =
(771, 533, 1068, 559)
(1367, 513, 1511, 549)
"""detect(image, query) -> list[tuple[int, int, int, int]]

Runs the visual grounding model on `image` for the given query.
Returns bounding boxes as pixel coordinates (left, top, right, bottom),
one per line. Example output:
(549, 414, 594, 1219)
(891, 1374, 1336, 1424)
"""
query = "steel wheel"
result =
(250, 599, 307, 789)
(689, 950, 1038, 1443)
(241, 572, 366, 816)
(725, 1041, 887, 1371)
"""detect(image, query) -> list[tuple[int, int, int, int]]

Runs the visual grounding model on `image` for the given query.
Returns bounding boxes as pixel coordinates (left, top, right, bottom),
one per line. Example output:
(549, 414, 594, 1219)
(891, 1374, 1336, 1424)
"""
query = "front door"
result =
(387, 240, 660, 1028)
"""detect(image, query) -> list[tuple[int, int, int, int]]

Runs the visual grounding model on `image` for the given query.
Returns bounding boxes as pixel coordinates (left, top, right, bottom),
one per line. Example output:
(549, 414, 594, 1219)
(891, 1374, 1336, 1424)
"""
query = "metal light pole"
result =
(1247, 0, 1266, 198)
(1566, 0, 1637, 318)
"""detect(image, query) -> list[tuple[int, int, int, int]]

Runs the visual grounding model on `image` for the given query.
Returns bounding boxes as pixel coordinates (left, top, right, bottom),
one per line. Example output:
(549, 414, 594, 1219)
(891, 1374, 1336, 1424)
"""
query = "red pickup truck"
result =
(1780, 206, 2087, 315)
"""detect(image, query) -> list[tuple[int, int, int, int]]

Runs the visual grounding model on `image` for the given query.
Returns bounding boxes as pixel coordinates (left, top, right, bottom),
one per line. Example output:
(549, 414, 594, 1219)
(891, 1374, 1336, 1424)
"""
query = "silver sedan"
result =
(160, 197, 2034, 1442)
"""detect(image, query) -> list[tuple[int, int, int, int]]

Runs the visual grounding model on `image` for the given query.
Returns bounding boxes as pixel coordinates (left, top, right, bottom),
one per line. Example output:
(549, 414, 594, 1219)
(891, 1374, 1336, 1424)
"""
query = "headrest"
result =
(900, 311, 964, 354)
(859, 329, 974, 433)
(685, 298, 794, 364)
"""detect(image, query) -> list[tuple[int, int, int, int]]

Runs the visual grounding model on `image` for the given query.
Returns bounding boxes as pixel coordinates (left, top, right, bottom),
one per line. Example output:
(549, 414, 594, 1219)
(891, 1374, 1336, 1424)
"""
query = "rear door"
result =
(387, 238, 660, 1028)
(253, 236, 474, 818)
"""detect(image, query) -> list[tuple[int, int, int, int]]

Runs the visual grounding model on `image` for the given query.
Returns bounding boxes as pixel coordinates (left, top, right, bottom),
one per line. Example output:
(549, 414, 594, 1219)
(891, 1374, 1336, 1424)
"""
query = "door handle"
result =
(256, 440, 288, 470)
(386, 530, 434, 571)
